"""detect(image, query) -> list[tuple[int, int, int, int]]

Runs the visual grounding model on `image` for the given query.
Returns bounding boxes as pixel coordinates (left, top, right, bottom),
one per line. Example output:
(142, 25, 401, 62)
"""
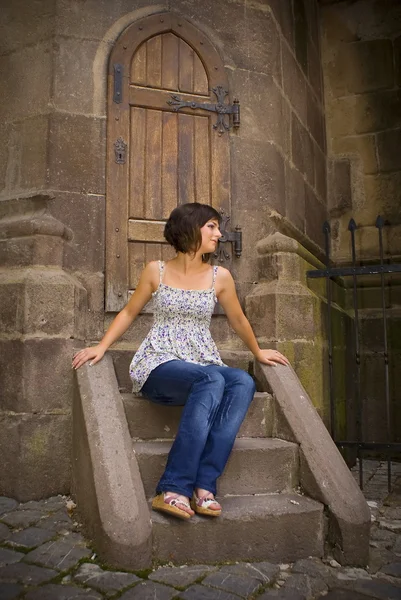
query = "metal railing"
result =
(307, 216, 401, 491)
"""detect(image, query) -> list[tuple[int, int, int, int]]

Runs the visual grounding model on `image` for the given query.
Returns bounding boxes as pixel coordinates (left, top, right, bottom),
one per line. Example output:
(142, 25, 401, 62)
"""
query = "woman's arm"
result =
(216, 268, 289, 366)
(72, 261, 159, 369)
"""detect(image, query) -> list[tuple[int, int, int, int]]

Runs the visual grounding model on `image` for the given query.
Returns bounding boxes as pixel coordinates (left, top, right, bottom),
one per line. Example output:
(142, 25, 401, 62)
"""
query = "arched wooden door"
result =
(106, 13, 232, 311)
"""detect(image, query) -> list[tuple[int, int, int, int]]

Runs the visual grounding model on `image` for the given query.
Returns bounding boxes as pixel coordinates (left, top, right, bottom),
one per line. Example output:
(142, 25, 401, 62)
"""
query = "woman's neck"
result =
(170, 252, 206, 275)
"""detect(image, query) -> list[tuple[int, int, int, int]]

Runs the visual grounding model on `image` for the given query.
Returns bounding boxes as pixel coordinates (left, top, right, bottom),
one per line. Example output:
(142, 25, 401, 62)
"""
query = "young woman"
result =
(72, 203, 289, 520)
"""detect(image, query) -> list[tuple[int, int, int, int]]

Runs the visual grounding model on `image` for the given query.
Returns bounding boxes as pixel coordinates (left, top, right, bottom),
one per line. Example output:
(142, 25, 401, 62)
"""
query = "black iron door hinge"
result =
(167, 86, 240, 135)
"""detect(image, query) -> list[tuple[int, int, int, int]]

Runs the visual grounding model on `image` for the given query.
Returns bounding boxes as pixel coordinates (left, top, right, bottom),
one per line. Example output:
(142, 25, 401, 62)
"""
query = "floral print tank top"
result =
(129, 261, 225, 393)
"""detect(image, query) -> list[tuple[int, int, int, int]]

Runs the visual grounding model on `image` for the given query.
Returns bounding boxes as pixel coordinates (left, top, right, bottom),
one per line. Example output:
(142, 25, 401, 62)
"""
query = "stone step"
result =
(151, 493, 324, 564)
(134, 438, 299, 498)
(123, 392, 273, 440)
(110, 347, 255, 392)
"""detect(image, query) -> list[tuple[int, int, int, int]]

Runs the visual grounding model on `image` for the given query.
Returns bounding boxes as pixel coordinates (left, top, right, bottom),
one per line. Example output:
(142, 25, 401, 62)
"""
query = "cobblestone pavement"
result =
(1, 461, 400, 600)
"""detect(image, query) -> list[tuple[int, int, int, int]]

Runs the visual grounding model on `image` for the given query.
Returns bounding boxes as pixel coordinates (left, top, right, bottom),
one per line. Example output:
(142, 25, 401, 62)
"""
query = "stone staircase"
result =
(114, 348, 325, 565)
(73, 347, 370, 570)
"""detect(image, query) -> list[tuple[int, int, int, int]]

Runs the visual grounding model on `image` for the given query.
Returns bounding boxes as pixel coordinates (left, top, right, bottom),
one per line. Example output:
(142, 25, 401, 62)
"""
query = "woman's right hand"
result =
(72, 346, 106, 370)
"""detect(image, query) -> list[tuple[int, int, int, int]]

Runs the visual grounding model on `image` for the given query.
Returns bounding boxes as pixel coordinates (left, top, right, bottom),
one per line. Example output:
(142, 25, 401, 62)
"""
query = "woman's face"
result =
(199, 219, 222, 254)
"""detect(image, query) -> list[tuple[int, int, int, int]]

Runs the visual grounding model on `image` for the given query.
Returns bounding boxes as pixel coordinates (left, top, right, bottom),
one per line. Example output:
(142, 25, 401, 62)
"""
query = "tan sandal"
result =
(152, 493, 193, 520)
(191, 493, 221, 517)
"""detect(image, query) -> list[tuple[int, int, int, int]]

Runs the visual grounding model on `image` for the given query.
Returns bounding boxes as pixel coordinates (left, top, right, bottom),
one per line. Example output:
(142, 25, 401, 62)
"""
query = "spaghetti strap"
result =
(159, 260, 165, 284)
(211, 265, 218, 289)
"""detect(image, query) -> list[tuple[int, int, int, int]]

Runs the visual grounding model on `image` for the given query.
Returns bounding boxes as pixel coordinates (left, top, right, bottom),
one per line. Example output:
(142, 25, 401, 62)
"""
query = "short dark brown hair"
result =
(164, 203, 221, 261)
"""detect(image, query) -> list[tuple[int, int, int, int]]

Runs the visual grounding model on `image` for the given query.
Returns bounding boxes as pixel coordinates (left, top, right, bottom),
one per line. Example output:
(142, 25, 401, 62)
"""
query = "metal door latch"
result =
(167, 86, 240, 135)
(214, 210, 242, 262)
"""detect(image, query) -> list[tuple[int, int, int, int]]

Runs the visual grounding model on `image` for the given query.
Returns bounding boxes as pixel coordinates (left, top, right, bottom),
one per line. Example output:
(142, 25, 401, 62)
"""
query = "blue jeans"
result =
(141, 360, 256, 498)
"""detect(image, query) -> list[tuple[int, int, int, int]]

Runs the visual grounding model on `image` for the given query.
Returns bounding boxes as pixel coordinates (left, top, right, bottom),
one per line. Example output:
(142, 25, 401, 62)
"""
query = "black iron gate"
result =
(307, 216, 401, 491)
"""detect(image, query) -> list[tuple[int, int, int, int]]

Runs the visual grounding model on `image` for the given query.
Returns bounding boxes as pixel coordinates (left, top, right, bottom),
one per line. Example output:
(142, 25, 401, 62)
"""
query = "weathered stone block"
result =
(173, 1, 281, 77)
(245, 281, 317, 340)
(0, 0, 55, 55)
(53, 36, 101, 114)
(0, 122, 11, 194)
(245, 5, 282, 82)
(75, 271, 105, 342)
(56, 0, 168, 41)
(0, 269, 86, 338)
(169, 0, 247, 70)
(307, 89, 325, 151)
(48, 192, 105, 272)
(292, 114, 314, 186)
(308, 39, 323, 103)
(345, 40, 394, 94)
(323, 44, 348, 100)
(0, 41, 52, 123)
(338, 0, 401, 42)
(314, 144, 327, 203)
(354, 90, 401, 135)
(305, 185, 326, 249)
(0, 338, 77, 413)
(266, 0, 294, 48)
(18, 116, 49, 191)
(332, 134, 378, 176)
(0, 116, 49, 199)
(326, 96, 357, 137)
(293, 0, 308, 75)
(282, 42, 307, 125)
(232, 137, 285, 214)
(321, 5, 358, 46)
(327, 158, 352, 216)
(285, 163, 305, 233)
(377, 129, 401, 172)
(364, 172, 401, 224)
(395, 35, 401, 87)
(0, 236, 64, 268)
(230, 71, 289, 154)
(48, 113, 106, 194)
(0, 413, 71, 501)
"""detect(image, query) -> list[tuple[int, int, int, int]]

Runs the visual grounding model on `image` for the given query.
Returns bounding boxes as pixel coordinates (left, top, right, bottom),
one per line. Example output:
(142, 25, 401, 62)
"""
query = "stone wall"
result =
(321, 0, 401, 260)
(320, 0, 401, 446)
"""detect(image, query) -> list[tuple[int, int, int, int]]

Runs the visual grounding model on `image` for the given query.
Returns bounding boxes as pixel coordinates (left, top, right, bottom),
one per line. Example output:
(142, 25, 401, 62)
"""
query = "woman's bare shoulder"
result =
(215, 266, 233, 281)
(215, 266, 234, 294)
(140, 261, 160, 287)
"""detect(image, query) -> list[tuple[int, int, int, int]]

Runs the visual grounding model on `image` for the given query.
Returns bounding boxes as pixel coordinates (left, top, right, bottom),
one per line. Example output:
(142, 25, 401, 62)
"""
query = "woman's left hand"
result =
(255, 349, 290, 366)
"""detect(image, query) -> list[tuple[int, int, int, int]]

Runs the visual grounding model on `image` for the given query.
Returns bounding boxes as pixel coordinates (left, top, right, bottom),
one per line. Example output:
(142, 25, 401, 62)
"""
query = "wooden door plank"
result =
(179, 38, 194, 93)
(129, 242, 145, 288)
(129, 86, 209, 114)
(145, 242, 162, 265)
(161, 32, 179, 91)
(193, 52, 209, 95)
(128, 219, 166, 242)
(145, 109, 162, 219)
(162, 111, 178, 218)
(178, 113, 195, 204)
(130, 107, 146, 218)
(106, 72, 130, 311)
(146, 35, 162, 87)
(194, 115, 211, 205)
(131, 42, 147, 85)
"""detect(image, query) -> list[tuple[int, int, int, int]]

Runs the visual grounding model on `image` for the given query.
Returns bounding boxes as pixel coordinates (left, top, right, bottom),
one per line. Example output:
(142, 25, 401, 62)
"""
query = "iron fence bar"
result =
(348, 218, 363, 489)
(307, 264, 401, 278)
(376, 216, 392, 492)
(336, 441, 401, 451)
(323, 221, 336, 438)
